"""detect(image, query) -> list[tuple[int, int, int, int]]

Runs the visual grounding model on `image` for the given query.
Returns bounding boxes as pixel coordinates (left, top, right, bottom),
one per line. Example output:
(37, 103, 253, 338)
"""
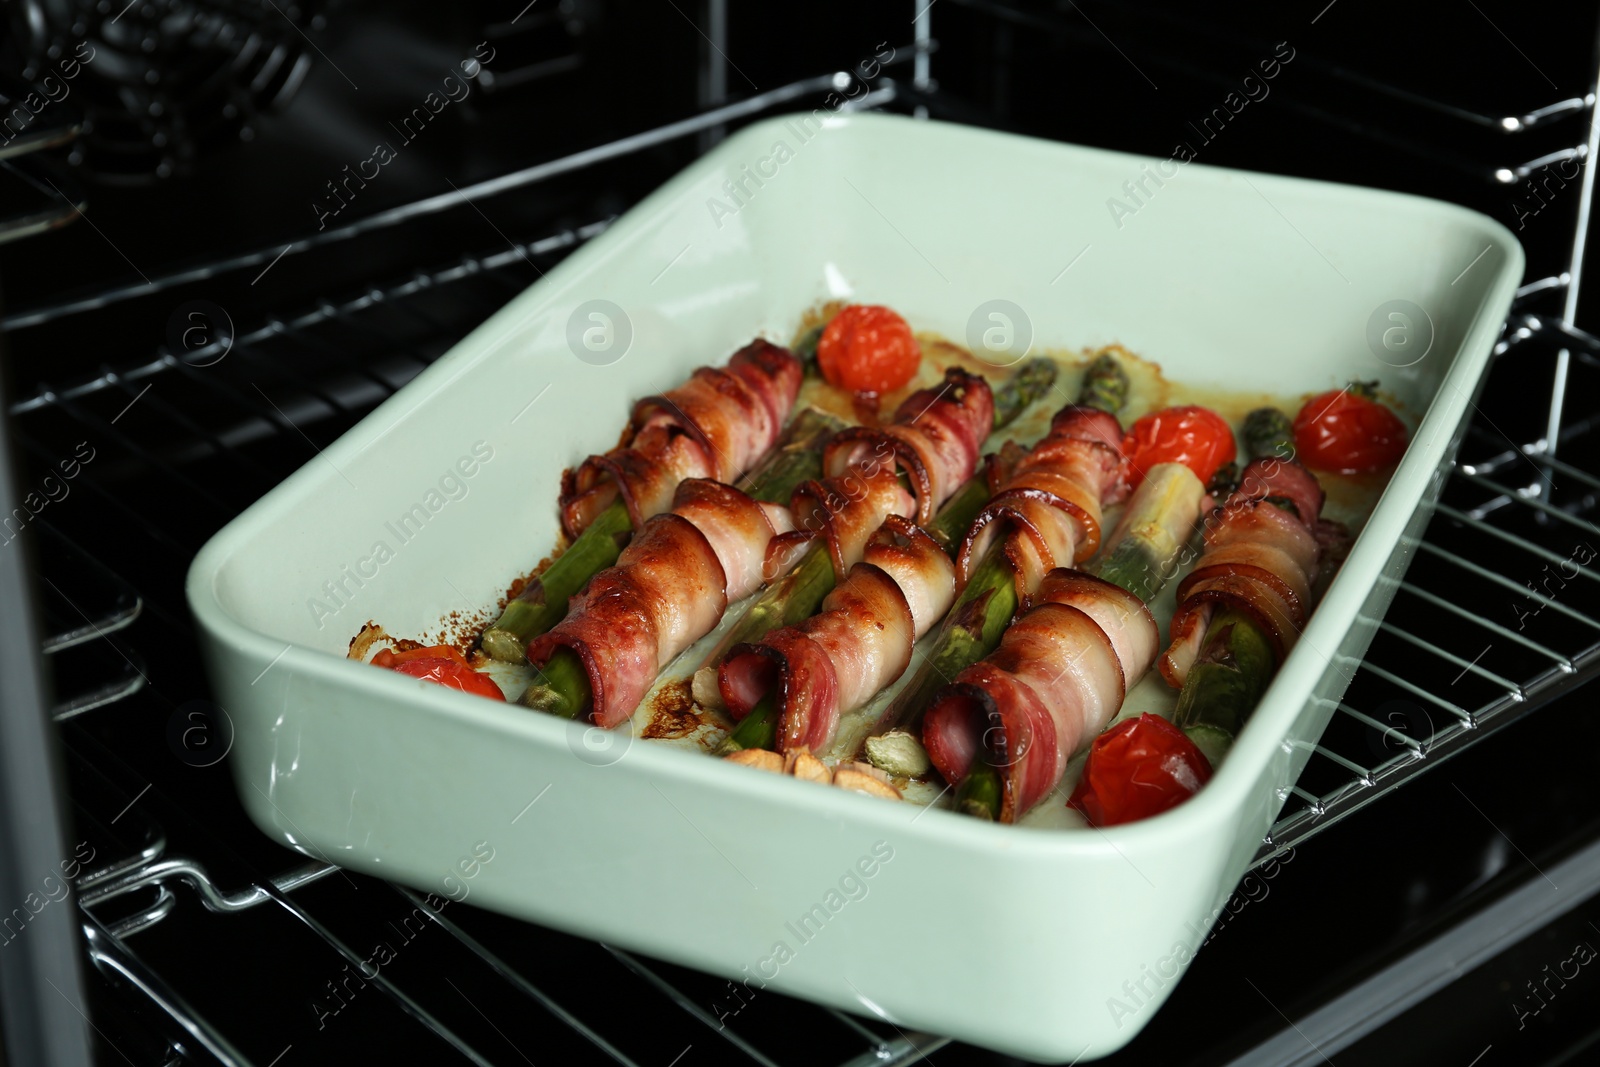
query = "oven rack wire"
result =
(7, 6, 1599, 1064)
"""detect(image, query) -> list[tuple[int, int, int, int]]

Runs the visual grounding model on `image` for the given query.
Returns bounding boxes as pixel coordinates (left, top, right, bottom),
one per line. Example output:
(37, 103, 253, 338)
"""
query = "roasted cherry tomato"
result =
(817, 305, 922, 394)
(1292, 382, 1408, 474)
(1120, 405, 1237, 489)
(373, 645, 504, 701)
(1068, 714, 1213, 827)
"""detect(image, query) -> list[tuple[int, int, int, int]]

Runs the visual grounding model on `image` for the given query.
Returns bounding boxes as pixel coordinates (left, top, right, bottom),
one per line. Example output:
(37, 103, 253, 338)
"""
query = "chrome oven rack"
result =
(7, 2, 1600, 1063)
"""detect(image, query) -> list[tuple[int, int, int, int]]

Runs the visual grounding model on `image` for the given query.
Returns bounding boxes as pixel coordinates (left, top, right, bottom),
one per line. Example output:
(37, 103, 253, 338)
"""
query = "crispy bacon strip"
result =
(719, 517, 957, 752)
(1159, 457, 1328, 686)
(559, 339, 803, 538)
(530, 479, 794, 728)
(772, 368, 995, 580)
(824, 368, 995, 526)
(922, 570, 1159, 822)
(957, 405, 1129, 610)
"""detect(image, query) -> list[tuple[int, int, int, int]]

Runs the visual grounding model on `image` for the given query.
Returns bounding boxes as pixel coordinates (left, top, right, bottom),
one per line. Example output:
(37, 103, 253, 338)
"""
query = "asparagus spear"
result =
(482, 408, 844, 663)
(701, 357, 1060, 673)
(1090, 462, 1207, 604)
(870, 352, 1131, 750)
(1172, 606, 1275, 747)
(991, 356, 1061, 433)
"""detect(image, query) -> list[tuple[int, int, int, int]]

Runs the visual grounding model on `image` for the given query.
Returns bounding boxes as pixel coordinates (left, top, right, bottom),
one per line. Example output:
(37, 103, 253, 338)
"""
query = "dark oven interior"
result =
(3, 2, 1600, 1064)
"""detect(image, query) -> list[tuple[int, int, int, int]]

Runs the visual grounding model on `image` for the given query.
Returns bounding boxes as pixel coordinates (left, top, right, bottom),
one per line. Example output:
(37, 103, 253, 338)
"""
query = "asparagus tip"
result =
(1242, 407, 1295, 460)
(481, 627, 530, 664)
(1079, 351, 1130, 414)
(519, 683, 578, 719)
(958, 796, 998, 820)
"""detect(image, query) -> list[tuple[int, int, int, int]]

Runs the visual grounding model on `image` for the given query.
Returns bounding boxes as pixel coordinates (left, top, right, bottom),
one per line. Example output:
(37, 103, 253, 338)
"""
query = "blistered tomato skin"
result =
(1068, 714, 1213, 827)
(1120, 405, 1238, 490)
(816, 305, 922, 394)
(373, 646, 505, 701)
(1292, 385, 1408, 474)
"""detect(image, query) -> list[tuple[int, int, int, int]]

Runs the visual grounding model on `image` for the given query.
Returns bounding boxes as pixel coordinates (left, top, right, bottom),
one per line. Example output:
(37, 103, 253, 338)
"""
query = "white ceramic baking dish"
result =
(188, 112, 1521, 1061)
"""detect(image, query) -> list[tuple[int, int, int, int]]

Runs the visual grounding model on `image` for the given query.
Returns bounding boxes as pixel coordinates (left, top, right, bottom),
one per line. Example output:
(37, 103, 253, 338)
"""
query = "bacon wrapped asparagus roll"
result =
(711, 369, 1041, 755)
(1069, 408, 1352, 827)
(521, 364, 1007, 731)
(482, 339, 808, 662)
(525, 478, 796, 727)
(773, 367, 994, 575)
(560, 339, 804, 537)
(1158, 456, 1327, 689)
(924, 570, 1161, 821)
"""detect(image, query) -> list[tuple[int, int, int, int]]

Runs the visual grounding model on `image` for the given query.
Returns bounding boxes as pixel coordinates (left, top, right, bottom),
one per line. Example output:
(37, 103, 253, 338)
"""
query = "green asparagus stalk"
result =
(1171, 606, 1275, 741)
(719, 692, 780, 754)
(482, 408, 844, 663)
(1206, 461, 1241, 500)
(1172, 407, 1304, 763)
(1090, 462, 1207, 604)
(791, 322, 825, 362)
(987, 357, 1061, 435)
(992, 356, 1062, 429)
(702, 474, 991, 676)
(520, 647, 591, 719)
(1077, 351, 1132, 415)
(701, 358, 1059, 673)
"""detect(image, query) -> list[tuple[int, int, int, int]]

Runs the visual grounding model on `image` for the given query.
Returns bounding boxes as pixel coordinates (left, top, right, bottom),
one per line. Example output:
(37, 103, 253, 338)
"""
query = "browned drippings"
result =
(642, 678, 704, 739)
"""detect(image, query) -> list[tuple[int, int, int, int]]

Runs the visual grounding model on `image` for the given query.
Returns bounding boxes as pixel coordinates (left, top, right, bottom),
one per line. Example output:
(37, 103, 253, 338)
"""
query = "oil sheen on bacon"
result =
(922, 570, 1160, 822)
(558, 339, 803, 538)
(1159, 456, 1332, 686)
(957, 405, 1129, 610)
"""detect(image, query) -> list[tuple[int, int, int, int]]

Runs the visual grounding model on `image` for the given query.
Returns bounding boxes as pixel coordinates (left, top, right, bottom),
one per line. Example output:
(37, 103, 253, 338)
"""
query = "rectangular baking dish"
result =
(188, 112, 1522, 1061)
